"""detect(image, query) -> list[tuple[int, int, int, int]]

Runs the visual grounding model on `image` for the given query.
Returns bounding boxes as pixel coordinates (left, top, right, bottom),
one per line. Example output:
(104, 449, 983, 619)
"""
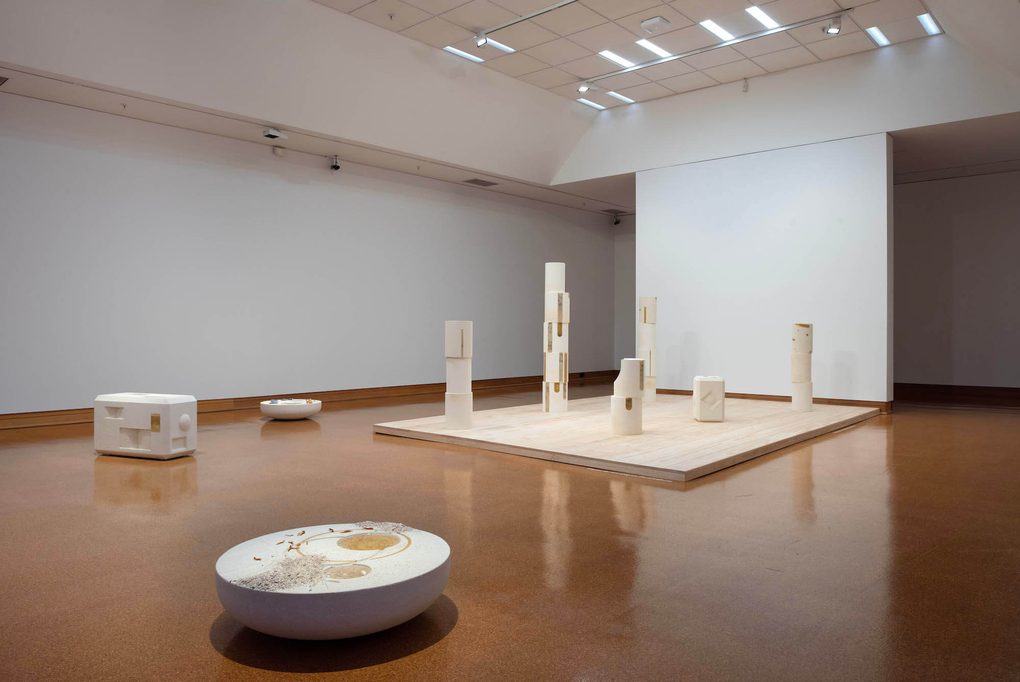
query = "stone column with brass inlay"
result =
(543, 262, 569, 413)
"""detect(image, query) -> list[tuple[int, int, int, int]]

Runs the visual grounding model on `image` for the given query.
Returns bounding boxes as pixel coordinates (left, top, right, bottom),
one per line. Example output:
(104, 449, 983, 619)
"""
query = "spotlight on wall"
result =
(263, 127, 288, 140)
(823, 16, 841, 35)
(577, 81, 597, 93)
(475, 34, 487, 47)
(329, 155, 341, 171)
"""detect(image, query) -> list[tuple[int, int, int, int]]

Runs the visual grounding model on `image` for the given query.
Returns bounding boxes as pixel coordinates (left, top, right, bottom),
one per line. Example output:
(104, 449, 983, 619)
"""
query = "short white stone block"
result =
(637, 348, 656, 377)
(446, 358, 471, 394)
(445, 392, 473, 429)
(613, 358, 645, 399)
(792, 323, 813, 354)
(644, 376, 656, 403)
(611, 395, 643, 435)
(543, 381, 568, 412)
(543, 321, 569, 354)
(545, 262, 565, 292)
(637, 322, 656, 350)
(639, 296, 657, 325)
(544, 291, 570, 324)
(543, 352, 568, 384)
(94, 393, 197, 459)
(792, 382, 813, 412)
(445, 320, 473, 359)
(693, 376, 725, 422)
(791, 353, 812, 383)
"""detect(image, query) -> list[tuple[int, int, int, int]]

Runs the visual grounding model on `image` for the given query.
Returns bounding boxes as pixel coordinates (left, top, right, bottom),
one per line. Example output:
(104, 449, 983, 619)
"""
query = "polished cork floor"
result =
(1, 384, 1017, 681)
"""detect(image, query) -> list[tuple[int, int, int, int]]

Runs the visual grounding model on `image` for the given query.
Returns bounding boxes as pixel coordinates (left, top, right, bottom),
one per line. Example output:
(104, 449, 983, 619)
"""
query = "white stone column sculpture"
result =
(693, 376, 725, 422)
(543, 262, 569, 413)
(611, 358, 644, 435)
(791, 323, 813, 412)
(445, 320, 473, 429)
(637, 296, 657, 402)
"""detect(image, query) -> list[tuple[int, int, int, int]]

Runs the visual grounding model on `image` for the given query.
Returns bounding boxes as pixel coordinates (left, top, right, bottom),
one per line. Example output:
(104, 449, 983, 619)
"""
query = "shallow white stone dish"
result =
(215, 522, 450, 640)
(260, 399, 321, 420)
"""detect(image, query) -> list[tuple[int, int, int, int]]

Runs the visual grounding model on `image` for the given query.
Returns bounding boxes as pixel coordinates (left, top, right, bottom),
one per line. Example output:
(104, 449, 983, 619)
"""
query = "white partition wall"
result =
(636, 134, 893, 403)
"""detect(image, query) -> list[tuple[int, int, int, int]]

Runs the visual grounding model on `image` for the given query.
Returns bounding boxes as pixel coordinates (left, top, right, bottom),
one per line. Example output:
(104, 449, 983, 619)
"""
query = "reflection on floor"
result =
(0, 384, 1017, 681)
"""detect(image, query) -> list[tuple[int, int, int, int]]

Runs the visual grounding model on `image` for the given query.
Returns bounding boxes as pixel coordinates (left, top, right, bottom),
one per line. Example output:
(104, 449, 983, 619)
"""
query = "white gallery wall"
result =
(0, 95, 616, 414)
(894, 171, 1020, 388)
(636, 133, 893, 403)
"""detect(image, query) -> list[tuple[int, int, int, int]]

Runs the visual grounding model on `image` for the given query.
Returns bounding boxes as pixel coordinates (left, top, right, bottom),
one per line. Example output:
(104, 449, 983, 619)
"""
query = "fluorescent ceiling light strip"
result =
(917, 13, 941, 35)
(865, 26, 890, 46)
(745, 6, 779, 30)
(606, 91, 635, 103)
(443, 46, 484, 62)
(700, 20, 734, 41)
(598, 50, 634, 67)
(486, 38, 516, 53)
(577, 98, 605, 110)
(635, 39, 671, 58)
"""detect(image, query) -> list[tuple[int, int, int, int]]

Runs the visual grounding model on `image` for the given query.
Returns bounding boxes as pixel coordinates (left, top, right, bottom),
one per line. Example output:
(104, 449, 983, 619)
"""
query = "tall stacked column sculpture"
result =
(611, 358, 644, 435)
(637, 296, 657, 402)
(445, 320, 473, 429)
(791, 323, 813, 412)
(543, 262, 569, 413)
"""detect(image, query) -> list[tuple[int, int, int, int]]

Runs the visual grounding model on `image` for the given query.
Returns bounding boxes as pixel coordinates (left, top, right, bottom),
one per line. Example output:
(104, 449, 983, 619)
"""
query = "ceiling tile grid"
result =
(318, 0, 943, 108)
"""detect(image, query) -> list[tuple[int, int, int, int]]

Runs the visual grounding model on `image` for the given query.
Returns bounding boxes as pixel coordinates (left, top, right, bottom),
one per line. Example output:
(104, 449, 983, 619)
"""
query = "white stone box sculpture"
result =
(611, 358, 644, 435)
(94, 393, 197, 459)
(637, 296, 657, 402)
(543, 262, 570, 413)
(445, 321, 473, 430)
(693, 377, 725, 422)
(791, 323, 813, 412)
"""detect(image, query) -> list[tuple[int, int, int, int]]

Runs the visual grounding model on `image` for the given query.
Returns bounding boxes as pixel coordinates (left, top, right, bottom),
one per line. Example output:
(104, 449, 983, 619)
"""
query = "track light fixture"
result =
(824, 16, 841, 35)
(577, 81, 596, 93)
(475, 34, 487, 47)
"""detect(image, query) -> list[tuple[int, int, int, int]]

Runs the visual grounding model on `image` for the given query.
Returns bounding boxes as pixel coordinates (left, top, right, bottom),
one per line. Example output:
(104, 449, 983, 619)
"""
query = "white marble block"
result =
(94, 393, 197, 459)
(544, 291, 570, 324)
(792, 323, 813, 354)
(446, 358, 472, 394)
(445, 392, 473, 429)
(693, 376, 725, 422)
(543, 322, 569, 354)
(637, 348, 656, 377)
(613, 358, 645, 399)
(610, 395, 643, 435)
(543, 352, 569, 384)
(639, 296, 657, 325)
(637, 322, 656, 350)
(543, 381, 568, 413)
(545, 262, 565, 292)
(445, 320, 473, 358)
(645, 376, 656, 403)
(791, 353, 812, 383)
(792, 381, 813, 412)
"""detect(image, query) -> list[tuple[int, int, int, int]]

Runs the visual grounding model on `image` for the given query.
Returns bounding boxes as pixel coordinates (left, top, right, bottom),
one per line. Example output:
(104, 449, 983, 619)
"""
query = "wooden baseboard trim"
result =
(894, 382, 1020, 408)
(0, 370, 617, 430)
(657, 389, 892, 414)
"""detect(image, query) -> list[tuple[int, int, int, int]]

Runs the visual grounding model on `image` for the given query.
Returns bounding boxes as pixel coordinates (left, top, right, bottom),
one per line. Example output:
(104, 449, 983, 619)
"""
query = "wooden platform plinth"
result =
(374, 394, 880, 482)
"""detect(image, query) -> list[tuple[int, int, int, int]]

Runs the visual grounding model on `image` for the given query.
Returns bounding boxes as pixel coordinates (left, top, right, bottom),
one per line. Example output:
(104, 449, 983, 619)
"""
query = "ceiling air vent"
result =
(463, 178, 498, 187)
(0, 77, 8, 88)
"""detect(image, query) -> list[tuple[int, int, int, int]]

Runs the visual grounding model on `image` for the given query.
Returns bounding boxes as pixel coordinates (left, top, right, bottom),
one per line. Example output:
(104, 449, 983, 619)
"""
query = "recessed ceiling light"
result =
(865, 26, 890, 46)
(577, 98, 606, 110)
(745, 6, 779, 30)
(443, 46, 484, 62)
(700, 20, 734, 41)
(606, 91, 635, 103)
(598, 50, 634, 68)
(636, 39, 671, 58)
(486, 37, 515, 53)
(917, 13, 941, 35)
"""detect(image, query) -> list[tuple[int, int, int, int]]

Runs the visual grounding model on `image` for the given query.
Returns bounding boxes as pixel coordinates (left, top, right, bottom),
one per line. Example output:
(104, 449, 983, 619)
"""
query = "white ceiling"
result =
(0, 64, 635, 214)
(314, 0, 942, 108)
(891, 111, 1020, 184)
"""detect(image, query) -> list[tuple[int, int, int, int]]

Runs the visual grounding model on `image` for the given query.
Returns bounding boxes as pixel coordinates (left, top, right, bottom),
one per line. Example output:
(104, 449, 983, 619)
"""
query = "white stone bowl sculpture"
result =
(215, 522, 451, 640)
(260, 398, 322, 420)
